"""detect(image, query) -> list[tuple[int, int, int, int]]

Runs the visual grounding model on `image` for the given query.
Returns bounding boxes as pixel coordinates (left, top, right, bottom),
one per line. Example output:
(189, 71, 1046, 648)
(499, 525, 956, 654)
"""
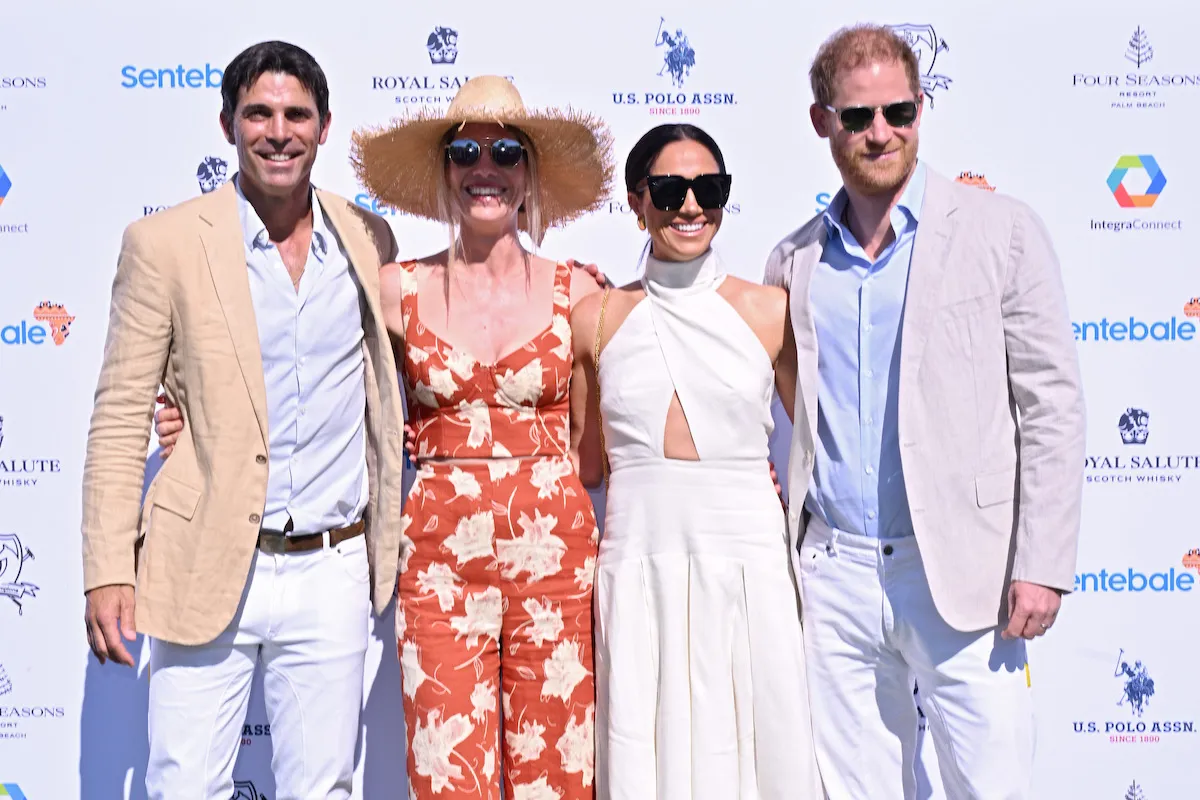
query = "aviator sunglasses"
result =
(445, 137, 527, 168)
(641, 173, 732, 212)
(824, 100, 919, 133)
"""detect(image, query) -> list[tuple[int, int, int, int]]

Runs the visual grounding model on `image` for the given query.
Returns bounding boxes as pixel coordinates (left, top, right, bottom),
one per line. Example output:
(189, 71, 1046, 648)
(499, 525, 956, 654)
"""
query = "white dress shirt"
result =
(235, 178, 368, 535)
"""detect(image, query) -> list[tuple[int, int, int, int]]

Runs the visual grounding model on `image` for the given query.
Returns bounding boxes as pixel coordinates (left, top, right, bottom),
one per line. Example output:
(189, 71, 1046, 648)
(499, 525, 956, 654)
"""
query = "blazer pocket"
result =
(975, 468, 1016, 508)
(152, 475, 202, 520)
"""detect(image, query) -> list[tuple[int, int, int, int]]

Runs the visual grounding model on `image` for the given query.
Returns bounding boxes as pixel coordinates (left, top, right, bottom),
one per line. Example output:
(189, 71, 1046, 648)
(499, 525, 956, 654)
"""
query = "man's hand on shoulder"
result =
(566, 258, 610, 289)
(85, 584, 137, 667)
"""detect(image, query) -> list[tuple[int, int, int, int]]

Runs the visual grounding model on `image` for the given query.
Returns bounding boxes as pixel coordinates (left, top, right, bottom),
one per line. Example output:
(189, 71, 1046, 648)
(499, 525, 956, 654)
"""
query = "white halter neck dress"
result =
(593, 249, 823, 799)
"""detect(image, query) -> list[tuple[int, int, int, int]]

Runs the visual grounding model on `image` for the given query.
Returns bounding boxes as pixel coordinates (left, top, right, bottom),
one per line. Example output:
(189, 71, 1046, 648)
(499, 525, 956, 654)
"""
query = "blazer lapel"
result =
(899, 169, 958, 378)
(197, 183, 270, 444)
(317, 191, 386, 335)
(791, 234, 825, 450)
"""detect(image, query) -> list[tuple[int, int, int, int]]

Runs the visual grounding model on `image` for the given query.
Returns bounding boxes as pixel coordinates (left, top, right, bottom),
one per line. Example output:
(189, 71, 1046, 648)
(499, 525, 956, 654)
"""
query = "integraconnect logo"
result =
(611, 17, 737, 115)
(0, 785, 30, 800)
(121, 63, 223, 89)
(0, 162, 30, 235)
(1072, 649, 1196, 744)
(1092, 154, 1181, 232)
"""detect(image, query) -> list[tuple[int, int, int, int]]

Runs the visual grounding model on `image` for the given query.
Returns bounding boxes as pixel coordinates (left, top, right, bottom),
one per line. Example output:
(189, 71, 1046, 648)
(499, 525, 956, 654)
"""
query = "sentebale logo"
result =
(1108, 155, 1166, 208)
(121, 64, 223, 89)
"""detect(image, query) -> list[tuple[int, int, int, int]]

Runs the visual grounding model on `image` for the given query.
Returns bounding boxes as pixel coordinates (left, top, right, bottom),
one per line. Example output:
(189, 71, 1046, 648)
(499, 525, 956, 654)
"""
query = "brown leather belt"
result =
(257, 519, 365, 554)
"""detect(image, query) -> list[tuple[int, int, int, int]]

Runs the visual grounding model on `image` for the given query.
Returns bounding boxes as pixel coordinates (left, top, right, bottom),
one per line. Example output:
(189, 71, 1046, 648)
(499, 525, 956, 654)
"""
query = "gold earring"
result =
(637, 217, 646, 231)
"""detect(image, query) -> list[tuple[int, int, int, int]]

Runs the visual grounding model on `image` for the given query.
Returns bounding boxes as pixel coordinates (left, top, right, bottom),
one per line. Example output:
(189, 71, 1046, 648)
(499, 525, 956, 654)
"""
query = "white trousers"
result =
(799, 518, 1033, 800)
(146, 532, 371, 800)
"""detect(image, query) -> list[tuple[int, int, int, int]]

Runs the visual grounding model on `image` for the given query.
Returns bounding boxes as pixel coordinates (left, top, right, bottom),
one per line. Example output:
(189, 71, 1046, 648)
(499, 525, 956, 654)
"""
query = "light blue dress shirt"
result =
(235, 177, 369, 535)
(804, 162, 926, 539)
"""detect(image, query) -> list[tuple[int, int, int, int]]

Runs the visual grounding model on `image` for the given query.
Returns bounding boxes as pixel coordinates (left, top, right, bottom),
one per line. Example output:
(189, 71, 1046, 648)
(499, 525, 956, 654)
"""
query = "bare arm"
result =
(774, 293, 798, 424)
(569, 292, 606, 489)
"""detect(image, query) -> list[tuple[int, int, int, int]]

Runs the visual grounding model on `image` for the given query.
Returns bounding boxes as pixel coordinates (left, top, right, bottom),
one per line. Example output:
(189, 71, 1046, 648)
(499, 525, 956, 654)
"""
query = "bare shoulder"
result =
(720, 276, 788, 324)
(568, 263, 603, 306)
(378, 262, 406, 306)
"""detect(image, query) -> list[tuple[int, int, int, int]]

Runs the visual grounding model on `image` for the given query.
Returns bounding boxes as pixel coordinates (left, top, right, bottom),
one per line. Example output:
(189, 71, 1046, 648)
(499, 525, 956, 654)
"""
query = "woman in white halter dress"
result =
(570, 125, 823, 799)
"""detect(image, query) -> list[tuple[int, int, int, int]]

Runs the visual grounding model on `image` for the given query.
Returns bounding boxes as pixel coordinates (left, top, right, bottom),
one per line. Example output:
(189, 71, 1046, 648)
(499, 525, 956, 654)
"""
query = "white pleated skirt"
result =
(594, 457, 824, 800)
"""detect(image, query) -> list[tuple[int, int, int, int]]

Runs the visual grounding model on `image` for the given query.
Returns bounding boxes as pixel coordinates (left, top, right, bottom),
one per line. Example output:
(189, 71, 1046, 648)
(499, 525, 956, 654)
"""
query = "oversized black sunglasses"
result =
(642, 173, 732, 211)
(824, 100, 919, 133)
(445, 137, 526, 168)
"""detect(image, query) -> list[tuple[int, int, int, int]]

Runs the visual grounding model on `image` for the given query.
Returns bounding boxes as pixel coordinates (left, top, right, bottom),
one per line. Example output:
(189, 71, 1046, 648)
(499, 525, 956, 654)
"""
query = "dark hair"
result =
(220, 41, 330, 124)
(623, 124, 727, 192)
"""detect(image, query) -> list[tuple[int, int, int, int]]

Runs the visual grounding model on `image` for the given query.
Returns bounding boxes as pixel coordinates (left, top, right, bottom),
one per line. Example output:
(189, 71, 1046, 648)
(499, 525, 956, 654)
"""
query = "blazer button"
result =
(256, 455, 267, 464)
(249, 513, 261, 524)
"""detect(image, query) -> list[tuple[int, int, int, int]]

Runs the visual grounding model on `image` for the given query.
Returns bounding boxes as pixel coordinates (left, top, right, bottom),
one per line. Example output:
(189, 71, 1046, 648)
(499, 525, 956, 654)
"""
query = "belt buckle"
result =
(258, 531, 288, 555)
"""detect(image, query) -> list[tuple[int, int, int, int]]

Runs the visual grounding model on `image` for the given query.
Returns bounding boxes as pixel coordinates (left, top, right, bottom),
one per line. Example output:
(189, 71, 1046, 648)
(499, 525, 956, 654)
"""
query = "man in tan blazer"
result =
(766, 26, 1085, 799)
(81, 41, 405, 799)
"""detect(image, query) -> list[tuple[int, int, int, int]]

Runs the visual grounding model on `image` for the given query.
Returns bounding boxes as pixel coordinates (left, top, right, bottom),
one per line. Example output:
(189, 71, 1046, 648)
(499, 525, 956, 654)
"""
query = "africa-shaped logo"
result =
(955, 171, 995, 191)
(33, 302, 75, 345)
(1184, 298, 1200, 318)
(1107, 155, 1166, 208)
(1183, 548, 1200, 574)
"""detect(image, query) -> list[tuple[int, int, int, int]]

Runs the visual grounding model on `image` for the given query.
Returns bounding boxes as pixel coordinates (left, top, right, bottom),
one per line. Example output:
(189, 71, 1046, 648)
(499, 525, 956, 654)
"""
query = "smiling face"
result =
(221, 71, 329, 199)
(629, 139, 723, 262)
(812, 60, 922, 197)
(444, 122, 529, 235)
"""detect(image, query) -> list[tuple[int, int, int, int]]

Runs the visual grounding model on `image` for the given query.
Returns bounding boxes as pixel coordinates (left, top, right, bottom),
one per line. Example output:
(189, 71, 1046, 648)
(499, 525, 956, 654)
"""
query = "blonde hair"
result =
(809, 24, 922, 108)
(436, 124, 546, 275)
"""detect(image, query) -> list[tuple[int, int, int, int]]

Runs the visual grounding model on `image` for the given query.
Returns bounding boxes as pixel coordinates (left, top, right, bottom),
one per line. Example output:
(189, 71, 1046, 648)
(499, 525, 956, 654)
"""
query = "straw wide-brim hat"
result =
(351, 75, 614, 231)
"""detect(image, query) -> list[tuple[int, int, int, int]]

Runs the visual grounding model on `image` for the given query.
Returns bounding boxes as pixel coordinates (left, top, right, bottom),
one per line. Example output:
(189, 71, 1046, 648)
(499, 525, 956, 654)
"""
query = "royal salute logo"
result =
(372, 26, 510, 107)
(954, 172, 995, 191)
(0, 533, 38, 615)
(887, 24, 952, 105)
(0, 413, 64, 490)
(1072, 26, 1199, 110)
(198, 156, 229, 194)
(1084, 406, 1199, 485)
(1072, 650, 1196, 743)
(610, 17, 737, 116)
(427, 26, 459, 64)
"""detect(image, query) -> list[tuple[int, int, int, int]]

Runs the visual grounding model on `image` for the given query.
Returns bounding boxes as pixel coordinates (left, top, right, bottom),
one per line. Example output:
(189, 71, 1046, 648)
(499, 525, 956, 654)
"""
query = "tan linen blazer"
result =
(766, 166, 1086, 632)
(81, 182, 406, 645)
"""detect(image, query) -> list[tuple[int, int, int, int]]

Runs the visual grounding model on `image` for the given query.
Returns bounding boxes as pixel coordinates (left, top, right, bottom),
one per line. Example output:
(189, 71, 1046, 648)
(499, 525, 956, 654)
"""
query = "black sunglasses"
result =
(445, 137, 526, 168)
(824, 100, 919, 133)
(641, 173, 732, 211)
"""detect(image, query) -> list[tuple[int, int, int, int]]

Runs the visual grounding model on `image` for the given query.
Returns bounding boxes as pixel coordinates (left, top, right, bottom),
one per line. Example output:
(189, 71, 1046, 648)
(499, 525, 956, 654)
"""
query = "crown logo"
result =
(1118, 407, 1150, 445)
(426, 26, 459, 65)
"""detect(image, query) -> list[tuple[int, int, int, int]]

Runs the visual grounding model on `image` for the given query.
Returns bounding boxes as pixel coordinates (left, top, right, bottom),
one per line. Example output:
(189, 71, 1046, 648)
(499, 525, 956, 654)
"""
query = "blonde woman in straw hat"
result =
(353, 75, 613, 798)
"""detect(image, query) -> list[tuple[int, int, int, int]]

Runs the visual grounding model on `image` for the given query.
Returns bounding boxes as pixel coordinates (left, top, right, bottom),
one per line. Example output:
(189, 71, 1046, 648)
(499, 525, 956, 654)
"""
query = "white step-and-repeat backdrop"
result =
(1, 0, 1196, 797)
